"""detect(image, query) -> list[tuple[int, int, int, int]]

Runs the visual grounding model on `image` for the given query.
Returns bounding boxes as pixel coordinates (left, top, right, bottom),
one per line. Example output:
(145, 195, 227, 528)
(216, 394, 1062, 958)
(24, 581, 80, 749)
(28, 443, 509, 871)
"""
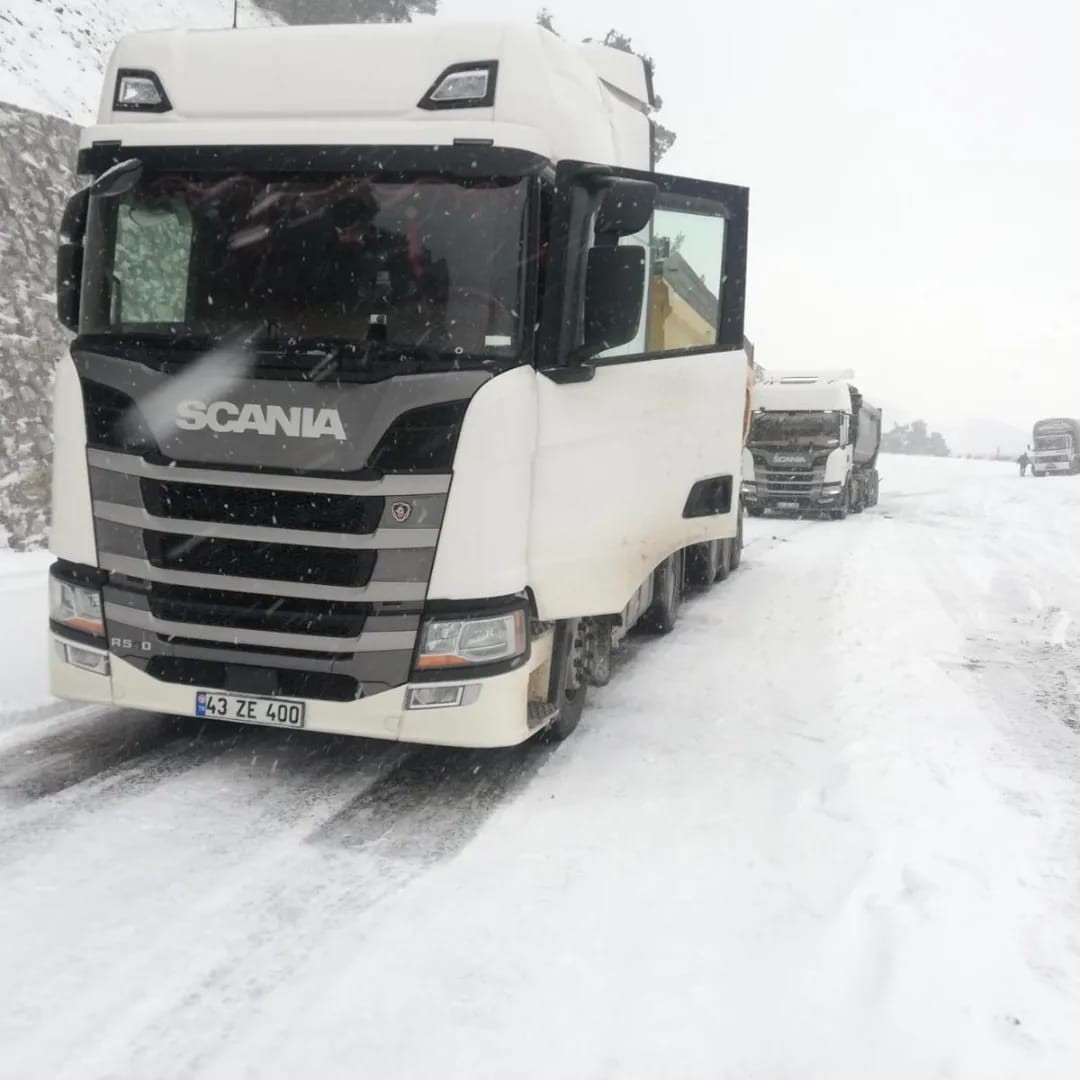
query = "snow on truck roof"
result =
(84, 22, 652, 169)
(754, 372, 861, 414)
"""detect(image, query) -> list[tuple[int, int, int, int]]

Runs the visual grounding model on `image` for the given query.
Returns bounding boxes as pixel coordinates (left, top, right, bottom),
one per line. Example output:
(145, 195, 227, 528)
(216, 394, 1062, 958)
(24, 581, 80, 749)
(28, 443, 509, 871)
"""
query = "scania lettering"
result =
(48, 21, 751, 747)
(742, 371, 881, 519)
(175, 400, 348, 440)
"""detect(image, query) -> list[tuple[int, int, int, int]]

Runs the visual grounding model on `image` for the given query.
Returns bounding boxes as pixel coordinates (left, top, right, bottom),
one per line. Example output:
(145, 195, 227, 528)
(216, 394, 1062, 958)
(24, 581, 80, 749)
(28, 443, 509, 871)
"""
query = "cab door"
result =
(528, 161, 750, 620)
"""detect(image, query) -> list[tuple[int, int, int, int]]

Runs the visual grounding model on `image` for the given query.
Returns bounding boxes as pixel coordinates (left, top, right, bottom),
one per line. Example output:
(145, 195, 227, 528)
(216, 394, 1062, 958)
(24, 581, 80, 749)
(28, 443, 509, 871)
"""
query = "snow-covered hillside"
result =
(0, 0, 277, 123)
(3, 454, 1080, 1078)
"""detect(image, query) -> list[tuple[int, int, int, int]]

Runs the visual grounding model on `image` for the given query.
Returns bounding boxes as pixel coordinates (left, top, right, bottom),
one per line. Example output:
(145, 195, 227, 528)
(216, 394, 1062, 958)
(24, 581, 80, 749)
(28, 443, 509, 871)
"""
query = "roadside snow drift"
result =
(2, 453, 1080, 1079)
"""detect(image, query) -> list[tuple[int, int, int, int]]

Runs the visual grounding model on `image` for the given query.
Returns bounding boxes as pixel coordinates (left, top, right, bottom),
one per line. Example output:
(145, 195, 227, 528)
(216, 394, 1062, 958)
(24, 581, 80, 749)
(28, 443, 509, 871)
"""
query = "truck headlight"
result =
(740, 481, 757, 493)
(822, 483, 842, 494)
(49, 574, 105, 638)
(416, 610, 527, 670)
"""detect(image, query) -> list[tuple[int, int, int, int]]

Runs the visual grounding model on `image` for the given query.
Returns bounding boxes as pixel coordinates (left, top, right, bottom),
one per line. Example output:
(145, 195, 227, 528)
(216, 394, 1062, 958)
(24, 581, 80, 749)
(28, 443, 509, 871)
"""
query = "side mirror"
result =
(57, 187, 89, 332)
(595, 178, 656, 240)
(90, 157, 143, 198)
(581, 246, 646, 356)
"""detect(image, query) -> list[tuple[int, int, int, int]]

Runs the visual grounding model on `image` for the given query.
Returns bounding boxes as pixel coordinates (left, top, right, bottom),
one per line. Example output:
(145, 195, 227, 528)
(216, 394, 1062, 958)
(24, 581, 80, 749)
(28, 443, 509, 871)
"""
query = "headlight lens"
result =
(740, 481, 756, 492)
(416, 611, 526, 670)
(49, 576, 105, 637)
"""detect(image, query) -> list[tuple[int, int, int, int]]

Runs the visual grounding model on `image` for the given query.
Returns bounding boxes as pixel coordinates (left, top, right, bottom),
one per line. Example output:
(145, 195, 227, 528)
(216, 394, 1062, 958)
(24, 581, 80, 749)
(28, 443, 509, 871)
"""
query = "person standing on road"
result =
(1018, 452, 1030, 476)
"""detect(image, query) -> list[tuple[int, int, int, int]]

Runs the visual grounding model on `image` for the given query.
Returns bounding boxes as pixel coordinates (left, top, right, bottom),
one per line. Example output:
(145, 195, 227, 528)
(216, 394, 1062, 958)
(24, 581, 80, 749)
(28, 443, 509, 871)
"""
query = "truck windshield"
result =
(1035, 435, 1070, 451)
(78, 173, 530, 361)
(749, 411, 843, 449)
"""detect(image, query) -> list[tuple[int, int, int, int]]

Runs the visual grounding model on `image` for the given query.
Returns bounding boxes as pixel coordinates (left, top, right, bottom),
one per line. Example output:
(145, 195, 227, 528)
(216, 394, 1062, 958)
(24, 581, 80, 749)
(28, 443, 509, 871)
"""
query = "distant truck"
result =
(741, 371, 881, 519)
(1031, 418, 1080, 476)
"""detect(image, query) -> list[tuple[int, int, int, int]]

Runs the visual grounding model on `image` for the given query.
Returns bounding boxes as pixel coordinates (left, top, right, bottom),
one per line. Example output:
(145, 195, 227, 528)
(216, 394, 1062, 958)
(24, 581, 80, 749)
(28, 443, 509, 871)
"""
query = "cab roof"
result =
(84, 21, 652, 169)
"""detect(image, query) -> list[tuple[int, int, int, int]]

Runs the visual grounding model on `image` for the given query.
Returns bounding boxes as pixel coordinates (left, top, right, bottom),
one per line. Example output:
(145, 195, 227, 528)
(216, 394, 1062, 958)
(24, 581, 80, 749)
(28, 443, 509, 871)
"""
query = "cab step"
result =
(527, 701, 558, 730)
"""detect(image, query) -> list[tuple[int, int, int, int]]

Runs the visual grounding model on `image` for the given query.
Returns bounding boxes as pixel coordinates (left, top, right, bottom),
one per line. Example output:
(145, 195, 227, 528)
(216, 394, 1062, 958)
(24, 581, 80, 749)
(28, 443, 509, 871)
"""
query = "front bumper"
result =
(742, 488, 843, 512)
(49, 629, 555, 749)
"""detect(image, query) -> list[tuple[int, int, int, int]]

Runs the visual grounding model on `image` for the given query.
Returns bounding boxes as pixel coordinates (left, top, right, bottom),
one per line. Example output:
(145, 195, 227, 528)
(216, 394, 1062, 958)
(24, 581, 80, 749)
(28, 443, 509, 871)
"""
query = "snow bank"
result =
(0, 0, 278, 124)
(0, 549, 53, 711)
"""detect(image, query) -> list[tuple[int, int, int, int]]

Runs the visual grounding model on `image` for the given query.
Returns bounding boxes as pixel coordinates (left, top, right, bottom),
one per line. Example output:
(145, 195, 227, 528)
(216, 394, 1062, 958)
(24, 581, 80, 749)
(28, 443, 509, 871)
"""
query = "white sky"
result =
(442, 0, 1080, 429)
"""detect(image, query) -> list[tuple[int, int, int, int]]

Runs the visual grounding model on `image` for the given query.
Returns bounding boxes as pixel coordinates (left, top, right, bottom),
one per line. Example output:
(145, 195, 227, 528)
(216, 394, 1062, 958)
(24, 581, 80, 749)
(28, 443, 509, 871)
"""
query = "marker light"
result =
(114, 70, 171, 112)
(55, 638, 110, 676)
(419, 62, 498, 110)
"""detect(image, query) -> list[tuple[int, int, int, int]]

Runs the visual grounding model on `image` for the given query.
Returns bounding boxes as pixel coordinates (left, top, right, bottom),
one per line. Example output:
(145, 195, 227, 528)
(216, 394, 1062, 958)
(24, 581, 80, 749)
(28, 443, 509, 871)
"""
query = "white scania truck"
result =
(741, 371, 880, 519)
(48, 21, 751, 747)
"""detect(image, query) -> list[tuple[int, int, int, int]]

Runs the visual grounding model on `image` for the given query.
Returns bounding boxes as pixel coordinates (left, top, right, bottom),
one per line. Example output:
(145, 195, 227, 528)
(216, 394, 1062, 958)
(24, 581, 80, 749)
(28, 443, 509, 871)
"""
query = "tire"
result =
(545, 619, 587, 741)
(730, 504, 744, 571)
(641, 551, 683, 635)
(714, 537, 733, 582)
(685, 540, 721, 588)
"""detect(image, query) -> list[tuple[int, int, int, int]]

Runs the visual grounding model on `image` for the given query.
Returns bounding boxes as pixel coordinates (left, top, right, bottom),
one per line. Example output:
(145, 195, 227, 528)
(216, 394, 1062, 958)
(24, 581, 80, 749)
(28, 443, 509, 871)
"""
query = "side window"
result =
(647, 205, 725, 353)
(593, 194, 730, 362)
(542, 161, 747, 370)
(112, 203, 192, 325)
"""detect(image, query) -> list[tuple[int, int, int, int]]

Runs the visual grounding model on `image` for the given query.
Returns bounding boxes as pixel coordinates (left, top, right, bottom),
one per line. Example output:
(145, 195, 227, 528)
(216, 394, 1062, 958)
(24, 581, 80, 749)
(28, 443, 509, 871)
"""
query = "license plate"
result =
(194, 690, 305, 729)
(777, 501, 800, 509)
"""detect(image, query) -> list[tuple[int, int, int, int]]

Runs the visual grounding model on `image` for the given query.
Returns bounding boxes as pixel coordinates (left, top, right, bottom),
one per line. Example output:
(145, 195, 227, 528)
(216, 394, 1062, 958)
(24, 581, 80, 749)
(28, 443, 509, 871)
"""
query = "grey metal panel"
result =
(376, 493, 447, 530)
(87, 449, 453, 497)
(369, 547, 435, 583)
(93, 501, 439, 551)
(89, 467, 143, 507)
(99, 553, 428, 602)
(104, 602, 416, 654)
(96, 517, 149, 560)
(76, 352, 488, 472)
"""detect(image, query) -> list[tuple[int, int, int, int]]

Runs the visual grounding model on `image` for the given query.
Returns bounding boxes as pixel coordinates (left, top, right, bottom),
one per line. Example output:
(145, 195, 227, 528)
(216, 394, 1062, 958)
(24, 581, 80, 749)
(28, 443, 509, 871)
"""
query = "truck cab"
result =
(47, 21, 751, 747)
(741, 371, 880, 518)
(1031, 418, 1080, 476)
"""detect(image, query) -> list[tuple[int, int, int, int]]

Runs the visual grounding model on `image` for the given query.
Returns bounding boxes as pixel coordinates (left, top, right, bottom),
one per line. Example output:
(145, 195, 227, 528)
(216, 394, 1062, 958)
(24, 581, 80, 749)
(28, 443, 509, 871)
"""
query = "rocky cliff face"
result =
(0, 103, 79, 549)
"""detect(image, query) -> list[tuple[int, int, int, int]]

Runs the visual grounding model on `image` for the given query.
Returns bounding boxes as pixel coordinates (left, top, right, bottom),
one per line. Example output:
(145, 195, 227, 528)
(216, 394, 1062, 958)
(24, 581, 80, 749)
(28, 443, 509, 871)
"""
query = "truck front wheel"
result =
(545, 619, 587, 741)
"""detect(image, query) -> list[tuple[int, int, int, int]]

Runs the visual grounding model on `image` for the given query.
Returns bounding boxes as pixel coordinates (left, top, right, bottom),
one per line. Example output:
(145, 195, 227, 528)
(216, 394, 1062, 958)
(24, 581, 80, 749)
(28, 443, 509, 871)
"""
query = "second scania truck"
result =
(48, 21, 751, 748)
(741, 371, 880, 518)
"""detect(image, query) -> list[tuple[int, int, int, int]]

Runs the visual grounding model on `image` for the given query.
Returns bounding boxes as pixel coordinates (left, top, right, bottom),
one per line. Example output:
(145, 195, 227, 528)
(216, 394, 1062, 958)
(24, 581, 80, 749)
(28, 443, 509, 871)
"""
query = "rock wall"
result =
(0, 103, 79, 549)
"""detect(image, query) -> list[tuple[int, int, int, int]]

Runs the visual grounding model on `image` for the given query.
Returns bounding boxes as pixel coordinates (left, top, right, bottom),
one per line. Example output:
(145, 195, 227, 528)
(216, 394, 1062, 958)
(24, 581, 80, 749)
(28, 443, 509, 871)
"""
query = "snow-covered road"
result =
(3, 454, 1080, 1079)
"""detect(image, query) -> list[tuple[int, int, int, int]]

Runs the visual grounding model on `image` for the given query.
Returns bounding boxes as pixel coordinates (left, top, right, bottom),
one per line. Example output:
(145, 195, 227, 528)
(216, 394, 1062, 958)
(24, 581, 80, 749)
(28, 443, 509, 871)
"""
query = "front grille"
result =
(147, 657, 359, 702)
(143, 531, 376, 587)
(141, 479, 383, 533)
(147, 585, 370, 637)
(80, 364, 467, 702)
(758, 466, 823, 497)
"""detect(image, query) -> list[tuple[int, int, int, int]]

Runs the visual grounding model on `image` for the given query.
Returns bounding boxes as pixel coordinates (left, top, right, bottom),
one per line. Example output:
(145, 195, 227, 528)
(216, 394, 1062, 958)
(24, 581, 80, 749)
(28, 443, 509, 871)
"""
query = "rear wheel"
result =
(686, 540, 721, 588)
(714, 537, 733, 582)
(729, 504, 744, 571)
(641, 551, 683, 634)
